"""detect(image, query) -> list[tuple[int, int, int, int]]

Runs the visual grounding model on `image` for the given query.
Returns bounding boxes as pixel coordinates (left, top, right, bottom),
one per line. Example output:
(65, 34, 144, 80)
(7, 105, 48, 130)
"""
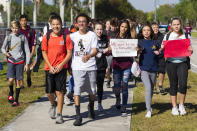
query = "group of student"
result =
(1, 12, 193, 126)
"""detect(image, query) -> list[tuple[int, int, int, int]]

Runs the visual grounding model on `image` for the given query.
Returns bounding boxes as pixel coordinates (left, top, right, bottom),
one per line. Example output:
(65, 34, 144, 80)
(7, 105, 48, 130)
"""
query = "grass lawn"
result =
(131, 71, 197, 131)
(192, 32, 197, 38)
(0, 62, 45, 128)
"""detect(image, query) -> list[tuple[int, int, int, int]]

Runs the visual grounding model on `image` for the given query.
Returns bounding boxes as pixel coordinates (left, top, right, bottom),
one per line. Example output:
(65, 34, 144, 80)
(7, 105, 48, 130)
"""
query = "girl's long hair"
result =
(116, 19, 131, 39)
(130, 21, 137, 39)
(169, 17, 183, 37)
(137, 23, 155, 40)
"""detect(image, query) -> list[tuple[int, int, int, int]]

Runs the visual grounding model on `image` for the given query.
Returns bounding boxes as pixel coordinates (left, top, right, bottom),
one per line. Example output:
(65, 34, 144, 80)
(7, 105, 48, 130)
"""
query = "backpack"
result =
(165, 32, 190, 69)
(46, 28, 67, 51)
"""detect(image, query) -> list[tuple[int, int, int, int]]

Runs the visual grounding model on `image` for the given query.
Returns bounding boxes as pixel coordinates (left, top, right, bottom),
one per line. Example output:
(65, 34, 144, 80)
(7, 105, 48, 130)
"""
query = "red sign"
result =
(163, 39, 191, 58)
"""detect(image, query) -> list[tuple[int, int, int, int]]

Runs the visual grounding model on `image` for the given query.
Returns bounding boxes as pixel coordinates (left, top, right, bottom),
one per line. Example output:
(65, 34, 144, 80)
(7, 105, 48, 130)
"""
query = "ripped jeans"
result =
(113, 68, 131, 106)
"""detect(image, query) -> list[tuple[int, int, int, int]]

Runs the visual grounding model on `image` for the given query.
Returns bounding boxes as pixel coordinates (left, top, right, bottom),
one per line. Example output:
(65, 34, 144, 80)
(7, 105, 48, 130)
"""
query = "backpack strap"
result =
(6, 35, 12, 52)
(62, 28, 67, 50)
(46, 31, 51, 46)
(166, 32, 171, 41)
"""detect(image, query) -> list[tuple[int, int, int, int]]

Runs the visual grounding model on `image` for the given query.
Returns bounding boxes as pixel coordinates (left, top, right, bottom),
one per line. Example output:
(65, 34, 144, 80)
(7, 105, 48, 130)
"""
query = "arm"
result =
(1, 36, 11, 57)
(30, 29, 36, 59)
(24, 37, 30, 71)
(82, 48, 97, 63)
(30, 45, 36, 59)
(55, 49, 72, 73)
(42, 50, 56, 74)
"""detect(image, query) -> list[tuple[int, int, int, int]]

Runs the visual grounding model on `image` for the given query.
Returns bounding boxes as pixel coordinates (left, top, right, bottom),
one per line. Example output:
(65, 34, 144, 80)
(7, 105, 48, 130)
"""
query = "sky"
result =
(128, 0, 180, 12)
(45, 0, 180, 12)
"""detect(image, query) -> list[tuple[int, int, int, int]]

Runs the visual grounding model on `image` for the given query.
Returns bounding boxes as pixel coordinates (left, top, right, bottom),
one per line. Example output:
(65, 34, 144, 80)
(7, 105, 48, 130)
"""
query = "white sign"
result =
(110, 39, 138, 57)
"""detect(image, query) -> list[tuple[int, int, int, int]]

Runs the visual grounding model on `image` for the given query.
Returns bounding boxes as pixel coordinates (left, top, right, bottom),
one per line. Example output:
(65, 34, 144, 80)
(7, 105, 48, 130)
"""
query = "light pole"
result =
(33, 0, 37, 27)
(71, 0, 73, 24)
(60, 0, 65, 26)
(21, 0, 24, 15)
(92, 0, 95, 19)
(7, 0, 11, 28)
(154, 0, 157, 22)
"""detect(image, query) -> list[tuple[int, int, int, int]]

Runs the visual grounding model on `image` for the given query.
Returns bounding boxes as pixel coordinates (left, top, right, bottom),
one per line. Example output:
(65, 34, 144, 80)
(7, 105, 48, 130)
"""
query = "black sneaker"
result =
(88, 104, 95, 119)
(20, 86, 25, 89)
(115, 97, 121, 110)
(73, 115, 82, 126)
(27, 78, 32, 87)
(106, 81, 110, 88)
(159, 88, 167, 95)
(67, 92, 74, 101)
(153, 88, 159, 94)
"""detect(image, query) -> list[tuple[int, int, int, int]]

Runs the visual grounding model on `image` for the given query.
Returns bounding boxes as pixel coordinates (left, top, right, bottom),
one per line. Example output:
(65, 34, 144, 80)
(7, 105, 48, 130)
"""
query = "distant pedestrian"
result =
(185, 23, 192, 38)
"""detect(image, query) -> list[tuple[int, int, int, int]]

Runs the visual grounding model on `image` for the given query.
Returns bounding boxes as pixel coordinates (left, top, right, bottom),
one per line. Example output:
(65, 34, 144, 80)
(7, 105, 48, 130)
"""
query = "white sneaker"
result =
(98, 103, 103, 111)
(64, 95, 71, 105)
(179, 104, 187, 115)
(145, 110, 151, 118)
(171, 106, 179, 116)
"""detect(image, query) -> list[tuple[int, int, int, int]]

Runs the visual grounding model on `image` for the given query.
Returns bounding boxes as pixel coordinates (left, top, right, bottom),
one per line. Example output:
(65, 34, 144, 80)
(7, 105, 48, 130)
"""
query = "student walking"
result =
(110, 20, 132, 113)
(94, 22, 109, 111)
(160, 18, 193, 116)
(42, 14, 73, 124)
(137, 24, 160, 118)
(1, 20, 30, 107)
(151, 22, 166, 95)
(19, 14, 36, 88)
(70, 13, 98, 126)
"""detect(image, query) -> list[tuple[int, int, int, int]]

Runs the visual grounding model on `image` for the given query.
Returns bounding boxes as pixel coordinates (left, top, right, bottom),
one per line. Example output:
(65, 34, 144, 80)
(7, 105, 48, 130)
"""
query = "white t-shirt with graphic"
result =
(70, 31, 98, 70)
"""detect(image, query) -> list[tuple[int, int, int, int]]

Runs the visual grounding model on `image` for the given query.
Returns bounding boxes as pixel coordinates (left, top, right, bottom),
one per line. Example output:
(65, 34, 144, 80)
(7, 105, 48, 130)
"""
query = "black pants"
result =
(166, 61, 188, 96)
(97, 70, 106, 103)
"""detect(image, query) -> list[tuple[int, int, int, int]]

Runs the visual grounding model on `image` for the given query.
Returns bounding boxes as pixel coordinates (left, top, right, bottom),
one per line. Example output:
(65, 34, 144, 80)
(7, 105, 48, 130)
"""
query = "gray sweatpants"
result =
(141, 71, 156, 111)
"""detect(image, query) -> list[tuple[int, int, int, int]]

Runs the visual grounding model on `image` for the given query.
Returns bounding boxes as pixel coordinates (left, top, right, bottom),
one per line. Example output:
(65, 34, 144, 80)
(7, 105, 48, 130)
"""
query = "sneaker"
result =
(179, 104, 187, 115)
(115, 98, 121, 110)
(73, 115, 82, 126)
(27, 78, 32, 87)
(121, 106, 126, 113)
(153, 88, 159, 94)
(67, 92, 74, 101)
(12, 102, 19, 107)
(56, 114, 64, 124)
(20, 86, 25, 89)
(145, 110, 152, 118)
(106, 81, 110, 88)
(159, 87, 167, 95)
(64, 95, 71, 105)
(98, 103, 103, 111)
(171, 106, 179, 116)
(88, 104, 95, 119)
(49, 101, 57, 119)
(8, 96, 14, 103)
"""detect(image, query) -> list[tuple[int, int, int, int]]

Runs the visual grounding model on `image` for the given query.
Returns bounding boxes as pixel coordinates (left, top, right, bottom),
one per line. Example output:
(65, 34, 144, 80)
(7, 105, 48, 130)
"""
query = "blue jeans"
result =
(113, 68, 131, 106)
(68, 75, 74, 92)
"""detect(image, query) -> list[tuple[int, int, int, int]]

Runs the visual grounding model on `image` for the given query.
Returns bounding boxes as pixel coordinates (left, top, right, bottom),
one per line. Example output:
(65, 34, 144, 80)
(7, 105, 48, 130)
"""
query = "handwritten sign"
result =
(110, 39, 138, 57)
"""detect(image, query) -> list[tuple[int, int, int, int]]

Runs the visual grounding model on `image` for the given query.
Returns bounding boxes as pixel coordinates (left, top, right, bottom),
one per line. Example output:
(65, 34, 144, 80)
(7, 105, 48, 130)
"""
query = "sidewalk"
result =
(0, 80, 134, 131)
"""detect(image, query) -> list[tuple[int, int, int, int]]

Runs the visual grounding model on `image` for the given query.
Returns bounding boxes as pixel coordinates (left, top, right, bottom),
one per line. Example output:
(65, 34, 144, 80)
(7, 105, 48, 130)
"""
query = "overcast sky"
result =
(45, 0, 180, 12)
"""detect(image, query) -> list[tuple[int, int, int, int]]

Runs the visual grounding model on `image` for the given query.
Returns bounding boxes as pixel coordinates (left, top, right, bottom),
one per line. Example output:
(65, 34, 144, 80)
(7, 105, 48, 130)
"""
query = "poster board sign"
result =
(110, 39, 138, 57)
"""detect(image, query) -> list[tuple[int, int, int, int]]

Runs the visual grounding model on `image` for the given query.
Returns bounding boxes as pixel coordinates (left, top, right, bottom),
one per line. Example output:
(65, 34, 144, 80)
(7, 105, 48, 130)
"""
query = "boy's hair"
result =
(94, 21, 104, 30)
(110, 17, 118, 27)
(50, 14, 62, 25)
(75, 13, 90, 23)
(48, 12, 58, 23)
(11, 20, 20, 28)
(20, 14, 28, 20)
(151, 22, 159, 26)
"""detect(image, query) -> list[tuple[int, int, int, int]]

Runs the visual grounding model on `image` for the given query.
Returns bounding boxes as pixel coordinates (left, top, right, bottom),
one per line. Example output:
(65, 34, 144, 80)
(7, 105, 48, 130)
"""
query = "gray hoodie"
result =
(1, 33, 30, 64)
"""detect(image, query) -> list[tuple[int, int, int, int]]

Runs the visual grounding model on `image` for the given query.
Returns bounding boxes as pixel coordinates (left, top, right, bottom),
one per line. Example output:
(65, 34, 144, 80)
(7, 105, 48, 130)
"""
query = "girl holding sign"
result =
(160, 18, 193, 116)
(137, 24, 160, 118)
(111, 20, 132, 113)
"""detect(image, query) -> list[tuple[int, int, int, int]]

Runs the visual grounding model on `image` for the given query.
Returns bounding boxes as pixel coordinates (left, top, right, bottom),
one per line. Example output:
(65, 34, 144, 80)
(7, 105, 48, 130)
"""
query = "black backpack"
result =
(165, 32, 190, 69)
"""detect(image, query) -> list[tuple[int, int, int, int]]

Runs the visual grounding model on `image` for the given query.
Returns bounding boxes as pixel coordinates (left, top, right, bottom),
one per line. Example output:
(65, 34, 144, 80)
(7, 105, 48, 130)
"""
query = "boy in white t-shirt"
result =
(70, 13, 98, 126)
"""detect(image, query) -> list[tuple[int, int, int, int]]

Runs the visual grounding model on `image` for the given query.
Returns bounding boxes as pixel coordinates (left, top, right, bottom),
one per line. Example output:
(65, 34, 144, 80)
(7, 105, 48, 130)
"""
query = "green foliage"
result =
(0, 4, 4, 13)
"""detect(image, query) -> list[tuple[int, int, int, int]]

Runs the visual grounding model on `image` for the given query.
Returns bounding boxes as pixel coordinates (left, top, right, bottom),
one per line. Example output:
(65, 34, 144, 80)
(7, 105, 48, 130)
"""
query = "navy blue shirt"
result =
(139, 40, 158, 72)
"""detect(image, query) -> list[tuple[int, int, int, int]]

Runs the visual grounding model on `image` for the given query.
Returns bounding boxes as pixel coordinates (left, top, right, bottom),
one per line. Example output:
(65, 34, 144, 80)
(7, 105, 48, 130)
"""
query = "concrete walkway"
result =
(1, 80, 134, 131)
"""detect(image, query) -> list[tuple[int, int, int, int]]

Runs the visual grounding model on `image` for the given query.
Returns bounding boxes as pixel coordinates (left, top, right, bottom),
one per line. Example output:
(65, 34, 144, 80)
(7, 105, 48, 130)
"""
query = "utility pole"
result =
(21, 0, 24, 15)
(7, 0, 11, 28)
(71, 0, 73, 24)
(154, 0, 157, 22)
(92, 0, 95, 19)
(60, 0, 65, 26)
(88, 0, 92, 18)
(33, 0, 37, 27)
